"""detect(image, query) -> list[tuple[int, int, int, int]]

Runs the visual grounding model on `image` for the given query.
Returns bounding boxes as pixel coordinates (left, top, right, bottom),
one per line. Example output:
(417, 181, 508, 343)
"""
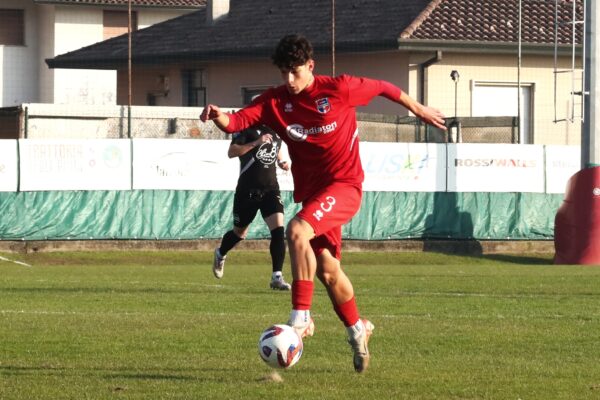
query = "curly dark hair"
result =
(271, 34, 314, 70)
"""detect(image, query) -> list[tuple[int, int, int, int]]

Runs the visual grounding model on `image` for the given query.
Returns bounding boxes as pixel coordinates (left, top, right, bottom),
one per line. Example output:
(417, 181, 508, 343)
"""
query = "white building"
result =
(0, 0, 204, 107)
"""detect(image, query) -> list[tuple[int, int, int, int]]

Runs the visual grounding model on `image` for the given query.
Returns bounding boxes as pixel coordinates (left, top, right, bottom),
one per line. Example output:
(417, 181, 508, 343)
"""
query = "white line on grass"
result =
(0, 309, 274, 317)
(0, 255, 32, 268)
(2, 309, 598, 321)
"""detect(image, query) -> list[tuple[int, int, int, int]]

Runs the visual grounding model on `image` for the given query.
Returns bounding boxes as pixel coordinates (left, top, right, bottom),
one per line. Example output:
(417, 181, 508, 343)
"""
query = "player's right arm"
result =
(199, 104, 231, 131)
(200, 92, 269, 134)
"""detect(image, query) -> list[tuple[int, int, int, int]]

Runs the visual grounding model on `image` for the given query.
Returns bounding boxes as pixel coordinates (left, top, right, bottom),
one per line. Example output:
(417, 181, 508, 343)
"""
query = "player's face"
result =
(280, 60, 315, 95)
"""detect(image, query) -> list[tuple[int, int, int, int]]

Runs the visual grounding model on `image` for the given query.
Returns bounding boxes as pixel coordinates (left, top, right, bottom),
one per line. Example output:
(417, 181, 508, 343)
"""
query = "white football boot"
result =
(348, 318, 374, 373)
(269, 275, 291, 291)
(212, 248, 226, 279)
(287, 310, 315, 339)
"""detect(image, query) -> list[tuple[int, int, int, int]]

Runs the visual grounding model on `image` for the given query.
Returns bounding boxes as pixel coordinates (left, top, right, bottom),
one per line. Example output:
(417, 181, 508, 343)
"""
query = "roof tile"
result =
(47, 0, 584, 69)
(404, 0, 583, 44)
(34, 0, 205, 8)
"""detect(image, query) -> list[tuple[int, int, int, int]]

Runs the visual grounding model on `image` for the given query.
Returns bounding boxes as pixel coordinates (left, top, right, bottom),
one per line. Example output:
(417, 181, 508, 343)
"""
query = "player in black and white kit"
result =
(213, 124, 292, 290)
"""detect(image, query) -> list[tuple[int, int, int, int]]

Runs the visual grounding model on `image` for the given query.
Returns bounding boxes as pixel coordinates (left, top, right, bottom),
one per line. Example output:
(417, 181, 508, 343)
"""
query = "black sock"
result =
(219, 230, 243, 256)
(270, 227, 286, 274)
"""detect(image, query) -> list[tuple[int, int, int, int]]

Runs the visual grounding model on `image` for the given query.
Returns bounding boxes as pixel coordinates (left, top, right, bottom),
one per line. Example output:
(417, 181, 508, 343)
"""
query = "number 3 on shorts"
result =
(313, 196, 336, 221)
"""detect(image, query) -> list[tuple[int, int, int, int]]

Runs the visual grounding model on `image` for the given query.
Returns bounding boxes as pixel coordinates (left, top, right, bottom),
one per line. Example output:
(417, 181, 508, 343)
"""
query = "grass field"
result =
(1, 250, 599, 400)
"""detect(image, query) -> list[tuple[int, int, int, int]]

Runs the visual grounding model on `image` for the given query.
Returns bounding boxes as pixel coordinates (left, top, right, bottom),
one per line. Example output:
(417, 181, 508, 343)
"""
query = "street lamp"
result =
(449, 70, 461, 143)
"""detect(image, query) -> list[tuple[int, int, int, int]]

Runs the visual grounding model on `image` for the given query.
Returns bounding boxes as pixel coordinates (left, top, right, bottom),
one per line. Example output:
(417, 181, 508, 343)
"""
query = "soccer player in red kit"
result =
(200, 34, 446, 373)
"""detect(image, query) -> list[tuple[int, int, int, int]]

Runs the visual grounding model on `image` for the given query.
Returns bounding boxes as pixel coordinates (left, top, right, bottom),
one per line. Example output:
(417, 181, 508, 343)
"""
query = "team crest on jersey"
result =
(315, 98, 331, 114)
(284, 102, 293, 112)
(256, 143, 278, 165)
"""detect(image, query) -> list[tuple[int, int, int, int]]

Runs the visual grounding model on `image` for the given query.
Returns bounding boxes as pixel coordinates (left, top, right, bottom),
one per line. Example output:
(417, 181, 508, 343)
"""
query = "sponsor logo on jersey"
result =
(284, 102, 293, 113)
(285, 121, 338, 142)
(315, 98, 330, 114)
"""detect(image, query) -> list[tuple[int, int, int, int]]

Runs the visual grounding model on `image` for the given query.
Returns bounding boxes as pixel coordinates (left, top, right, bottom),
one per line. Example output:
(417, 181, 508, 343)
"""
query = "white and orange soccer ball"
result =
(258, 324, 303, 369)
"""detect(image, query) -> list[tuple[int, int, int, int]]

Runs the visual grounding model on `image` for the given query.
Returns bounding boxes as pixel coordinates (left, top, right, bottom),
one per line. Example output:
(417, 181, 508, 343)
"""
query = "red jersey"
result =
(225, 74, 402, 203)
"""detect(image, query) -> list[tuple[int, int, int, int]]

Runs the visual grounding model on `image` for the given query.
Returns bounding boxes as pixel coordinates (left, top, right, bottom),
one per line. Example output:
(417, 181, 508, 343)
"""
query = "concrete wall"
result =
(114, 49, 582, 145)
(50, 5, 191, 106)
(52, 5, 116, 105)
(0, 0, 39, 106)
(0, 0, 197, 107)
(38, 4, 55, 104)
(116, 51, 411, 115)
(414, 52, 582, 146)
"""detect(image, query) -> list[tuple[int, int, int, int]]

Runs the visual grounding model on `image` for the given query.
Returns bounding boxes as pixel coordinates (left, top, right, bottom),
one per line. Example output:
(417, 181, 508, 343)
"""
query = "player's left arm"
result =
(396, 90, 447, 131)
(344, 75, 446, 130)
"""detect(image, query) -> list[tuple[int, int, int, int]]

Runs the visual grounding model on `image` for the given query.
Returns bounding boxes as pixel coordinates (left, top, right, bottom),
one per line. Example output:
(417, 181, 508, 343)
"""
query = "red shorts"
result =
(296, 182, 362, 260)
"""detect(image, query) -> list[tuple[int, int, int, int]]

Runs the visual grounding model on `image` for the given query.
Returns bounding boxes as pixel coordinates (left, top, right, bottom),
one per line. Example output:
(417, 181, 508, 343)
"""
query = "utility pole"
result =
(583, 0, 599, 168)
(331, 0, 336, 76)
(127, 0, 132, 139)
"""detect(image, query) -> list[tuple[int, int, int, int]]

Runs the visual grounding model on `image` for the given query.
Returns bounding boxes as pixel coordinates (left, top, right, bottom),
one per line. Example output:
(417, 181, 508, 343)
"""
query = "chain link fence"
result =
(356, 113, 519, 143)
(3, 106, 519, 143)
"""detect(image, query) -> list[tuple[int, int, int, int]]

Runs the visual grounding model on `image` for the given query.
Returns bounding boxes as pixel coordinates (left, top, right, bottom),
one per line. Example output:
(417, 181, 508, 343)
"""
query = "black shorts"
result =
(233, 189, 284, 228)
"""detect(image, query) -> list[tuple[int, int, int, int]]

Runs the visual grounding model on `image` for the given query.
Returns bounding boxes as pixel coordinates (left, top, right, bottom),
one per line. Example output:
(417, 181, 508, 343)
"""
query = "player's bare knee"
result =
(286, 219, 309, 243)
(316, 269, 338, 287)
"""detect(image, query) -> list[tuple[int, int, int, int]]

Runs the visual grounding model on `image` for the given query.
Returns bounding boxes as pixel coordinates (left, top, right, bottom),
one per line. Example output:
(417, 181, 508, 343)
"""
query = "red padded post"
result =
(554, 166, 600, 265)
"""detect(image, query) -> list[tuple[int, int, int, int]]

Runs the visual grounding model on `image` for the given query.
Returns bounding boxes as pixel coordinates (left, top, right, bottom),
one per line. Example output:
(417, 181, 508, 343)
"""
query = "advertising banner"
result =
(447, 143, 545, 192)
(360, 142, 446, 192)
(0, 140, 18, 192)
(544, 145, 580, 194)
(19, 139, 131, 191)
(133, 139, 238, 190)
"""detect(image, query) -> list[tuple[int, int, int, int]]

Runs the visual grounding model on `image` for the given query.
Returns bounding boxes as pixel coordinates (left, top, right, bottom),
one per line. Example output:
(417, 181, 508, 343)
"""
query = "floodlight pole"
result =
(331, 0, 336, 76)
(127, 0, 132, 139)
(517, 0, 522, 144)
(583, 0, 599, 168)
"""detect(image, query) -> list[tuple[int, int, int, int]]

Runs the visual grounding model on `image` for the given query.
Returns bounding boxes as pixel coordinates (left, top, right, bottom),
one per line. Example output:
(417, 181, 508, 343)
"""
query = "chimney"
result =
(207, 0, 230, 25)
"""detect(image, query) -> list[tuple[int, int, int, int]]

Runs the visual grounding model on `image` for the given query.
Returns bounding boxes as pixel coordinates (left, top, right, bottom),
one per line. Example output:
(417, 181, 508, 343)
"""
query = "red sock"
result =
(334, 297, 360, 327)
(291, 280, 314, 310)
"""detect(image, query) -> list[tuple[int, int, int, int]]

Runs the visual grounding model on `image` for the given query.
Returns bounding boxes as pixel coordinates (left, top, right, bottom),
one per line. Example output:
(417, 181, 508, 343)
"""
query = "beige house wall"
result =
(0, 0, 40, 106)
(117, 50, 582, 145)
(413, 52, 582, 145)
(118, 51, 411, 114)
(0, 0, 197, 106)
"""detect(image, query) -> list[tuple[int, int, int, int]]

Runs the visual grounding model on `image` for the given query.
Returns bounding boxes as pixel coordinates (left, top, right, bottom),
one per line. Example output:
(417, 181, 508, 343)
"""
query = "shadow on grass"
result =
(478, 254, 554, 265)
(0, 365, 65, 375)
(421, 245, 553, 265)
(0, 286, 209, 295)
(422, 239, 484, 256)
(105, 373, 196, 381)
(0, 366, 200, 382)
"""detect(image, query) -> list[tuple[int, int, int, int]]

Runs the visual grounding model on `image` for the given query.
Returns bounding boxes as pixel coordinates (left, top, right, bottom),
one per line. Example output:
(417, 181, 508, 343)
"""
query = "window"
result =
(182, 70, 206, 107)
(0, 9, 24, 46)
(242, 87, 271, 105)
(472, 82, 534, 144)
(103, 10, 137, 40)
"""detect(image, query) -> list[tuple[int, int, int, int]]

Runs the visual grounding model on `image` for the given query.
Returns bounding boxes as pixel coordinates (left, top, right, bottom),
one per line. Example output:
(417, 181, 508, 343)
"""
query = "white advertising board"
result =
(0, 140, 18, 192)
(544, 145, 580, 194)
(447, 143, 545, 192)
(133, 139, 239, 190)
(360, 142, 446, 192)
(19, 139, 131, 191)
